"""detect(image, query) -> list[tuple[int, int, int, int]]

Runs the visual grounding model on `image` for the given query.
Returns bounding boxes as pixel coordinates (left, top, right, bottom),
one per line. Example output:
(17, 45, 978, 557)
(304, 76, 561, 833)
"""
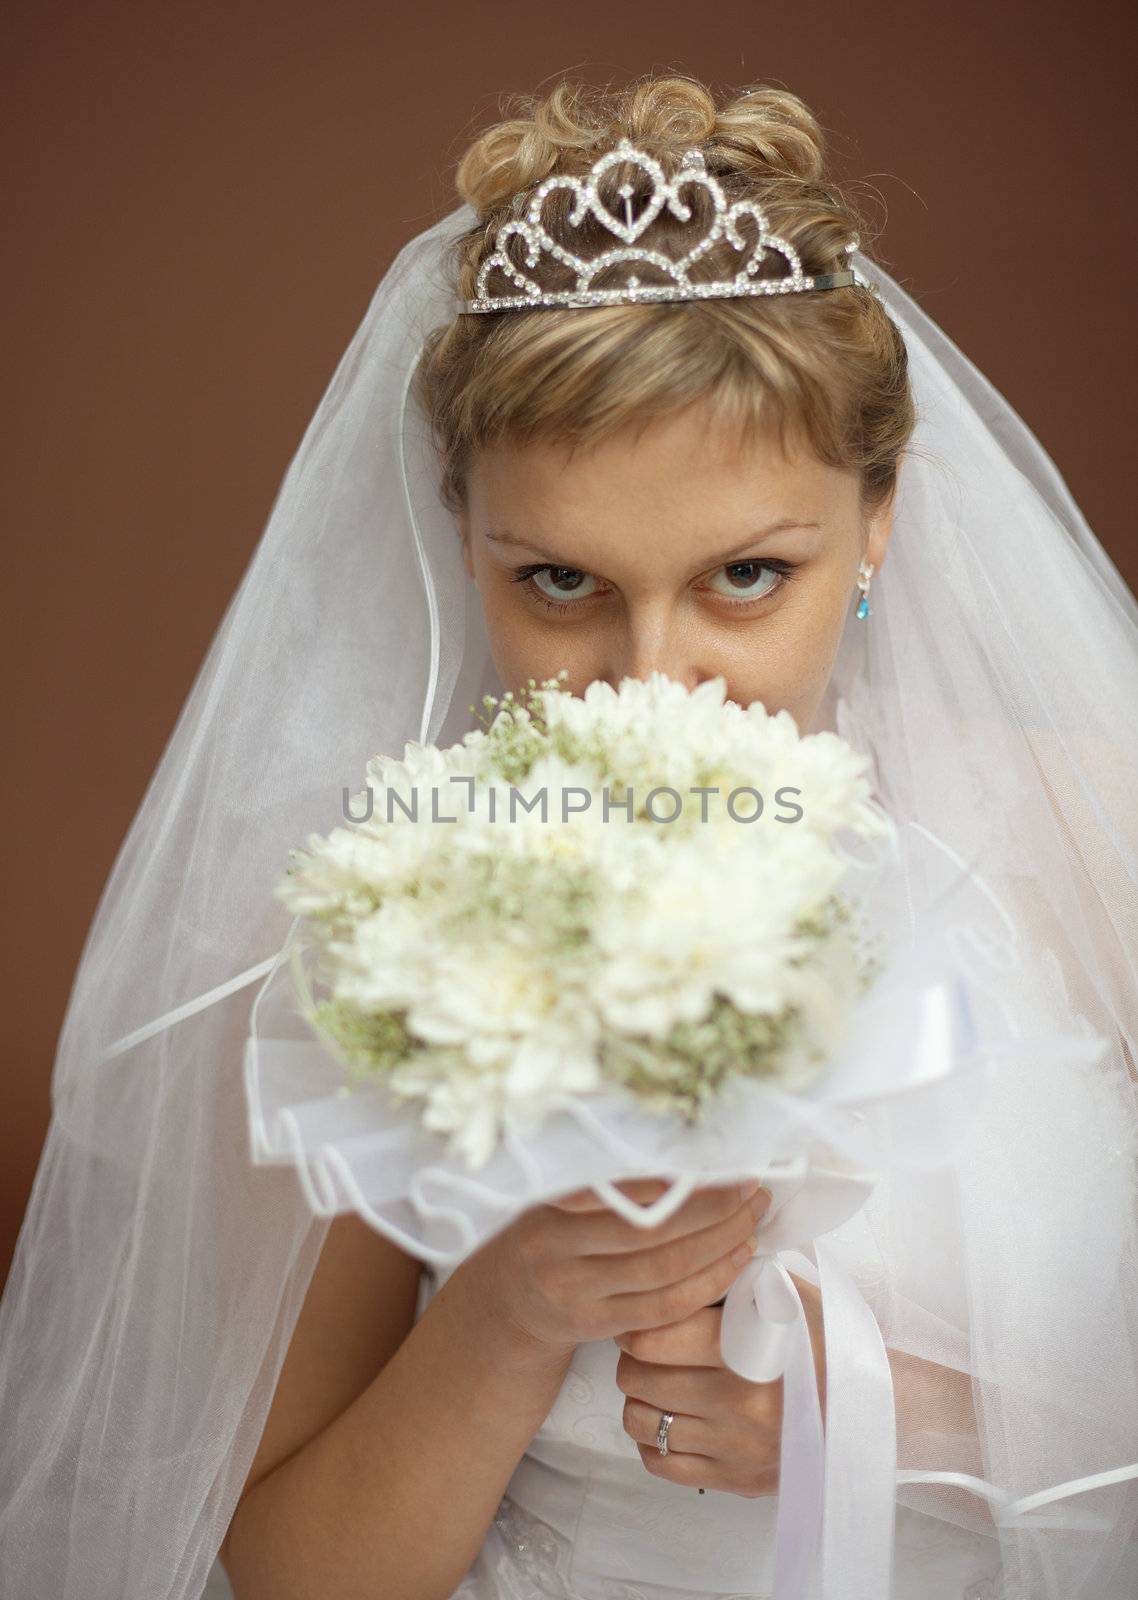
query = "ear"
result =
(863, 477, 898, 573)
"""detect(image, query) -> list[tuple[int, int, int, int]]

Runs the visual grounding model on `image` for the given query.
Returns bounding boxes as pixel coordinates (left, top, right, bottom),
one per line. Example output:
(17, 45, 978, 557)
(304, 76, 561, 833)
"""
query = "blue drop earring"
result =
(855, 559, 875, 620)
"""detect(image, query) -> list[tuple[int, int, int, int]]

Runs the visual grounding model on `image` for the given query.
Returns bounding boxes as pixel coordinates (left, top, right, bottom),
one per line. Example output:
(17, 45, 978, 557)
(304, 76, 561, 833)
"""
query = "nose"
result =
(602, 608, 709, 693)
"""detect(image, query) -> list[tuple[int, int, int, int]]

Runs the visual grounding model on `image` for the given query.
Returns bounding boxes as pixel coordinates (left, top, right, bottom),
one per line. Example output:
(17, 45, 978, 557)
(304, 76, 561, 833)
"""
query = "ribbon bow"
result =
(719, 1159, 896, 1600)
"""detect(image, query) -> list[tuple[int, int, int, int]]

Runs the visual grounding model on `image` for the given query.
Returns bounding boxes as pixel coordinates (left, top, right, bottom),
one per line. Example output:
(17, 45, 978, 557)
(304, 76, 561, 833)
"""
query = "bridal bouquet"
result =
(272, 671, 893, 1170)
(248, 668, 1024, 1428)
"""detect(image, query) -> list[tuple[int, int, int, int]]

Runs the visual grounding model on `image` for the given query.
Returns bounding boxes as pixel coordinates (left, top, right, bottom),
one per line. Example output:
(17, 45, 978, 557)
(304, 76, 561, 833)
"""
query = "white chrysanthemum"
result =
(327, 900, 444, 1011)
(360, 739, 487, 829)
(389, 935, 603, 1151)
(275, 825, 397, 916)
(590, 827, 826, 1031)
(389, 1019, 600, 1167)
(403, 934, 585, 1046)
(500, 1021, 603, 1102)
(540, 674, 736, 792)
(387, 1054, 506, 1170)
(774, 732, 890, 837)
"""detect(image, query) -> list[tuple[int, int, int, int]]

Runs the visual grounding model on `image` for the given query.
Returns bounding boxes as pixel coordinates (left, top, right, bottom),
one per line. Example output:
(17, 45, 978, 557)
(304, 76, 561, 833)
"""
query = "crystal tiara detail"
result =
(458, 137, 870, 315)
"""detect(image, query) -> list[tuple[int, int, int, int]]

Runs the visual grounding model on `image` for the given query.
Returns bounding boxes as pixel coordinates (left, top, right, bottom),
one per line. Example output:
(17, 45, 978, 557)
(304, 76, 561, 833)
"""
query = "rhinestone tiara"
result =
(458, 137, 872, 315)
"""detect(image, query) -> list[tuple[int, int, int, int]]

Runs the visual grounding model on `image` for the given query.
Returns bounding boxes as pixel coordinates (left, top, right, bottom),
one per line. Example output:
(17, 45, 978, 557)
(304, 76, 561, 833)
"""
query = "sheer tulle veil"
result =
(0, 197, 1135, 1600)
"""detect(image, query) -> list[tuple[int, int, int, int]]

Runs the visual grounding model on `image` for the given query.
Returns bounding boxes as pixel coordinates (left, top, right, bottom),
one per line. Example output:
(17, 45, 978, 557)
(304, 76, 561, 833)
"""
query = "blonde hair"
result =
(413, 75, 914, 517)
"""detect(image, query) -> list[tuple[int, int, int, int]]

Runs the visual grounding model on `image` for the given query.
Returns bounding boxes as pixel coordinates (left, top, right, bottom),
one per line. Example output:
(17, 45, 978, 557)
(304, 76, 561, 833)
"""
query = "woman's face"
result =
(459, 395, 895, 732)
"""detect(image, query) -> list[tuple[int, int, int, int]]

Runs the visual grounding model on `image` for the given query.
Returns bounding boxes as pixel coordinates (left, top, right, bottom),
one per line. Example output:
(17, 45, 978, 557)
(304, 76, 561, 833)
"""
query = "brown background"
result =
(3, 1, 1136, 1286)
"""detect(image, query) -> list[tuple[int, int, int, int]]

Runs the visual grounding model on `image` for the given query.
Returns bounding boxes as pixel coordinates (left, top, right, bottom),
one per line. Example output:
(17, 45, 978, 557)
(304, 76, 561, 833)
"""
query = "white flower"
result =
(388, 1055, 506, 1169)
(406, 939, 567, 1046)
(275, 826, 394, 916)
(589, 830, 836, 1037)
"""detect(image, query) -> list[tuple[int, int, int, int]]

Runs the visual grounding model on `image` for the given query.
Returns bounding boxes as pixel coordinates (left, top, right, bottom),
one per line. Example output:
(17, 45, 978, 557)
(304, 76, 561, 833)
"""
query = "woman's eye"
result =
(514, 565, 603, 607)
(706, 559, 791, 602)
(512, 566, 605, 608)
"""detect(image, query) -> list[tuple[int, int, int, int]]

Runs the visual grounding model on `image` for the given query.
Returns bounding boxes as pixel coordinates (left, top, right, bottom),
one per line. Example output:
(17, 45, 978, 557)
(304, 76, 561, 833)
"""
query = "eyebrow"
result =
(485, 518, 822, 570)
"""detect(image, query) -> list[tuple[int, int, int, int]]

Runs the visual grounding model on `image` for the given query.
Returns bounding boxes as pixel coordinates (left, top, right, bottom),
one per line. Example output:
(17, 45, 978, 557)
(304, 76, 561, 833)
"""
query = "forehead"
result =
(467, 400, 857, 546)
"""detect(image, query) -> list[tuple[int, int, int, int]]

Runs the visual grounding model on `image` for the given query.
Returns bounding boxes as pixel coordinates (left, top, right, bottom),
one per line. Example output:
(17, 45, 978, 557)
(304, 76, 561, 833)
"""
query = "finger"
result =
(635, 1442, 779, 1498)
(557, 1180, 766, 1256)
(547, 1175, 689, 1212)
(621, 1397, 719, 1458)
(617, 1357, 739, 1423)
(604, 1228, 758, 1328)
(588, 1191, 765, 1300)
(548, 1174, 767, 1216)
(614, 1305, 726, 1367)
(617, 1350, 780, 1429)
(634, 1444, 726, 1495)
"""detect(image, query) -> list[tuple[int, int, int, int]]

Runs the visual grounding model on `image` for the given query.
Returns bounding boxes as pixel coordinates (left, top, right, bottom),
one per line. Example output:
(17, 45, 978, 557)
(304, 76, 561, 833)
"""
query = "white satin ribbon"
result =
(721, 1249, 827, 1597)
(815, 1236, 897, 1598)
(719, 1193, 896, 1600)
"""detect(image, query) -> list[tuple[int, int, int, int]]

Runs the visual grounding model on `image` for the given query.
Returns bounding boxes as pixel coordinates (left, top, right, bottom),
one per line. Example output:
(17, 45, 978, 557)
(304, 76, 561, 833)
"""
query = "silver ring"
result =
(656, 1409, 675, 1456)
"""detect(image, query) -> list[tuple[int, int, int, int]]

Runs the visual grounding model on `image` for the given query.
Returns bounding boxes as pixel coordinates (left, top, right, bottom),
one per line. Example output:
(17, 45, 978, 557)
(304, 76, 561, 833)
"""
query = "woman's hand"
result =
(460, 1175, 772, 1361)
(613, 1271, 827, 1497)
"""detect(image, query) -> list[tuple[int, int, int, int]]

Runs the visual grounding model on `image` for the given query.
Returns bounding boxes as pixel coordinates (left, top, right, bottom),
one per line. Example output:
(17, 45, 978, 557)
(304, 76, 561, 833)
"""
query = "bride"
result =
(1, 74, 1136, 1600)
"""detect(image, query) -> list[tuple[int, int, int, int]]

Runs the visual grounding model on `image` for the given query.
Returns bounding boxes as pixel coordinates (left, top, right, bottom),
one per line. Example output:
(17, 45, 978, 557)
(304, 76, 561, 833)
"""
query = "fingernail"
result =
(731, 1232, 761, 1267)
(748, 1187, 771, 1222)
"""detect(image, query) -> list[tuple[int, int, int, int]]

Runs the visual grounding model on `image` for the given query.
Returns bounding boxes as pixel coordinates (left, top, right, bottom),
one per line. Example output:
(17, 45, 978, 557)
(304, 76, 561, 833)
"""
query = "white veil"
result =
(1, 197, 1135, 1600)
